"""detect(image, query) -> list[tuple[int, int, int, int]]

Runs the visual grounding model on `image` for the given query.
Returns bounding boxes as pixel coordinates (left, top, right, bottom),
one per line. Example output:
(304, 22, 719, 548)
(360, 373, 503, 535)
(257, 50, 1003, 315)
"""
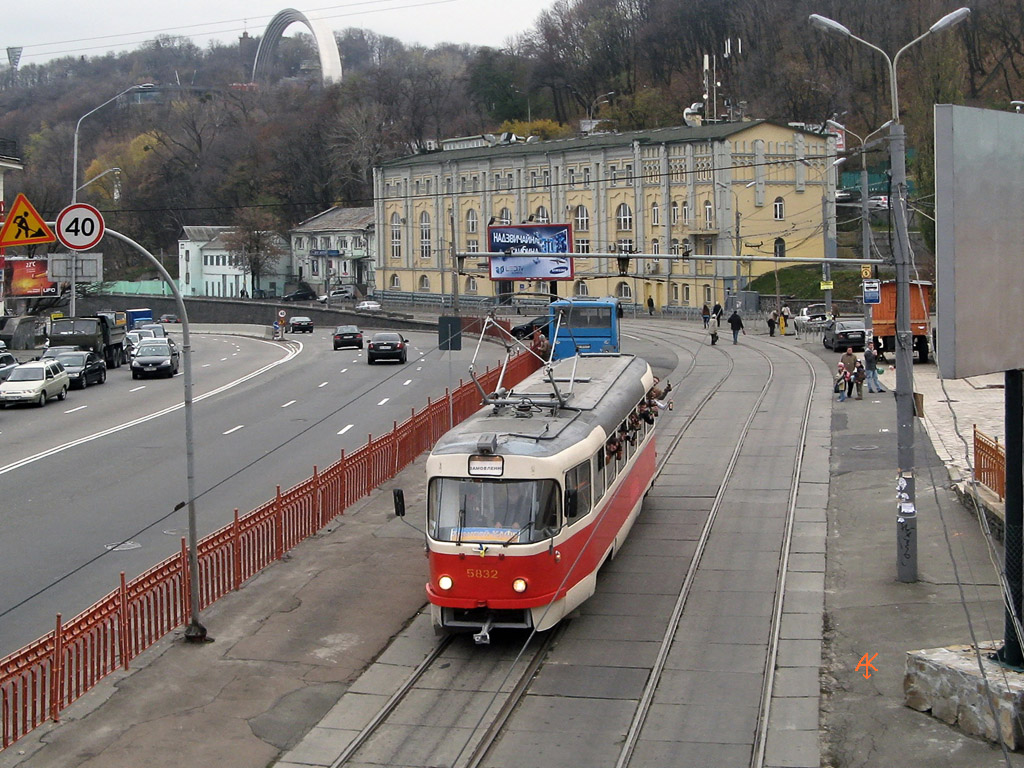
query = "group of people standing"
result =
(765, 306, 792, 337)
(835, 345, 885, 401)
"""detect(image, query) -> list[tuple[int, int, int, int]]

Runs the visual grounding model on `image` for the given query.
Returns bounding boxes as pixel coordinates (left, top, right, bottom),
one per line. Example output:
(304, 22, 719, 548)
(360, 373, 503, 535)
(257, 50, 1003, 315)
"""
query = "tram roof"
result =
(431, 354, 652, 460)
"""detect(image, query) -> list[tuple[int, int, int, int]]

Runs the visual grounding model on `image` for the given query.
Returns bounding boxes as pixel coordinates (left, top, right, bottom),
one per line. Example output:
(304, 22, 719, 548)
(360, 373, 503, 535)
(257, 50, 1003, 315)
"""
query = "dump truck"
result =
(871, 280, 931, 363)
(49, 315, 126, 367)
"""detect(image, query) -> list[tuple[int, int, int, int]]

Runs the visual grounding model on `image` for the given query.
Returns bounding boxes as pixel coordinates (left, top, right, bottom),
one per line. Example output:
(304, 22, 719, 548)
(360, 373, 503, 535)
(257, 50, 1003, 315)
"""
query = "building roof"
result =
(181, 226, 232, 243)
(380, 120, 827, 169)
(291, 206, 375, 234)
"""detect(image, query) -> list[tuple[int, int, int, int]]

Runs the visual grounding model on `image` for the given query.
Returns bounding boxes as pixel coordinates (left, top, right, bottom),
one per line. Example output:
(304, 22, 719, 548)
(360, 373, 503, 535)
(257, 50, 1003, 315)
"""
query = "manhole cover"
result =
(850, 445, 879, 451)
(105, 541, 142, 551)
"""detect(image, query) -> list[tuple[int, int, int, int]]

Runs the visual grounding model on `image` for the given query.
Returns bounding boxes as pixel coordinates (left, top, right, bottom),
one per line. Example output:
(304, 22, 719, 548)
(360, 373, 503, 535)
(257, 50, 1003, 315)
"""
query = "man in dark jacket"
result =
(712, 302, 724, 327)
(728, 310, 745, 344)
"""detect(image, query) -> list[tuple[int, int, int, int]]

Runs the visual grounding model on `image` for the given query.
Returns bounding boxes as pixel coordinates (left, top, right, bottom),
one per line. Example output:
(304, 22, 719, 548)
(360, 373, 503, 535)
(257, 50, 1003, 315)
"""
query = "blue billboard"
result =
(487, 223, 574, 281)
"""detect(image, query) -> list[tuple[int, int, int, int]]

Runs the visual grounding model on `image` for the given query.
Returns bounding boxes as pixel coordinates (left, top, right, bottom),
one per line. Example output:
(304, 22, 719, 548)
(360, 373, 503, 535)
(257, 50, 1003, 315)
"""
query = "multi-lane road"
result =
(0, 325, 498, 656)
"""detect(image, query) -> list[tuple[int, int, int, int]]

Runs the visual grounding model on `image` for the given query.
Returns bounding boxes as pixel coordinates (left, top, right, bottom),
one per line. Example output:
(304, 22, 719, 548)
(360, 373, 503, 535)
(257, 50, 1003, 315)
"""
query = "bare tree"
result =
(222, 208, 285, 295)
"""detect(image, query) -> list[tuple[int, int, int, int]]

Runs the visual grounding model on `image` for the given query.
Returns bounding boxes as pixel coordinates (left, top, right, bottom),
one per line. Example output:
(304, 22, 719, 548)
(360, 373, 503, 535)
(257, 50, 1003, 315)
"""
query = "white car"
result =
(355, 300, 382, 311)
(0, 359, 70, 407)
(318, 289, 355, 303)
(867, 195, 890, 210)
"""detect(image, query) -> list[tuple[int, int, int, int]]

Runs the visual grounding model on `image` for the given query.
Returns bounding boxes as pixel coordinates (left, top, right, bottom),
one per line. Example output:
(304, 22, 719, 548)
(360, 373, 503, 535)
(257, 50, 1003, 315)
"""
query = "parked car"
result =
(159, 313, 180, 323)
(40, 345, 82, 359)
(54, 350, 107, 388)
(0, 359, 70, 407)
(131, 339, 180, 379)
(282, 288, 317, 302)
(333, 325, 363, 349)
(867, 195, 890, 210)
(0, 352, 19, 382)
(318, 288, 355, 303)
(139, 323, 167, 338)
(367, 332, 408, 364)
(823, 319, 867, 351)
(511, 316, 549, 340)
(355, 300, 382, 312)
(287, 316, 314, 333)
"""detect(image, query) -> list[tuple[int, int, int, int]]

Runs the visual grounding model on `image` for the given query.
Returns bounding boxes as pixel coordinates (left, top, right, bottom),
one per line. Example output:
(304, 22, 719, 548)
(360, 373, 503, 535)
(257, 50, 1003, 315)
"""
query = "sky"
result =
(5, 0, 555, 68)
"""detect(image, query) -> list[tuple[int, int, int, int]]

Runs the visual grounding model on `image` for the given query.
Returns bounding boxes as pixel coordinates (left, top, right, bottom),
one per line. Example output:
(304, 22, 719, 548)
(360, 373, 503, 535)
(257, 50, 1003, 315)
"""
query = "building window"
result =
(681, 200, 690, 224)
(575, 205, 590, 231)
(295, 237, 303, 249)
(616, 203, 633, 231)
(651, 201, 660, 225)
(465, 276, 478, 293)
(617, 239, 634, 254)
(616, 281, 632, 299)
(535, 205, 549, 224)
(704, 200, 713, 228)
(473, 175, 479, 192)
(506, 173, 513, 190)
(467, 240, 479, 252)
(682, 237, 692, 256)
(625, 164, 634, 185)
(773, 197, 785, 220)
(466, 208, 478, 234)
(774, 238, 786, 258)
(575, 239, 590, 254)
(543, 169, 550, 187)
(499, 207, 512, 225)
(574, 280, 589, 296)
(704, 239, 713, 256)
(390, 213, 402, 259)
(311, 259, 320, 276)
(568, 168, 576, 187)
(419, 274, 430, 291)
(651, 238, 660, 254)
(609, 165, 618, 185)
(683, 284, 690, 303)
(531, 170, 538, 188)
(419, 212, 432, 259)
(583, 167, 591, 185)
(704, 284, 712, 303)
(390, 274, 401, 289)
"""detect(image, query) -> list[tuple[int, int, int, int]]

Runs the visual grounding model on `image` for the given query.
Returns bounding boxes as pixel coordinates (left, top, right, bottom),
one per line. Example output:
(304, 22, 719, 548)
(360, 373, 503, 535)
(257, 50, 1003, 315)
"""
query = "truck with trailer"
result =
(125, 308, 154, 330)
(49, 315, 126, 367)
(871, 280, 931, 363)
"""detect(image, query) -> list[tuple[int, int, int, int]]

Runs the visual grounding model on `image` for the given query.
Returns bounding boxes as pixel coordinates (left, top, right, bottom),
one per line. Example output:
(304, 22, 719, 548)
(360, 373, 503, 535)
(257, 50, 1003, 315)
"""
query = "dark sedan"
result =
(282, 288, 317, 302)
(510, 316, 549, 340)
(131, 340, 180, 379)
(0, 352, 18, 383)
(333, 325, 363, 349)
(288, 316, 314, 333)
(367, 332, 408, 364)
(54, 351, 107, 388)
(823, 319, 867, 351)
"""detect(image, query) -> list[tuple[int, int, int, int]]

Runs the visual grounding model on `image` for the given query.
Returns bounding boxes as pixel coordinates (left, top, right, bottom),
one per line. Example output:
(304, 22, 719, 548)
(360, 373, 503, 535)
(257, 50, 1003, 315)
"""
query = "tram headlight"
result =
(512, 578, 528, 593)
(437, 575, 453, 591)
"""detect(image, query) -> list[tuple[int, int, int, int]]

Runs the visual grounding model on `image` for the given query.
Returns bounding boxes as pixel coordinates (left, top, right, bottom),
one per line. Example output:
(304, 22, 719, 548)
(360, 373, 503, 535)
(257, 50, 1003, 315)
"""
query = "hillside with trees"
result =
(1, 0, 1022, 276)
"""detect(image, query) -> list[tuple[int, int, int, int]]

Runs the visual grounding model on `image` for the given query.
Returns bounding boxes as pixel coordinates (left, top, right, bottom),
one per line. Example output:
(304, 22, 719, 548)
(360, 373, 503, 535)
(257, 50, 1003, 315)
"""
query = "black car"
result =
(40, 345, 83, 359)
(54, 350, 107, 388)
(131, 339, 180, 379)
(282, 288, 317, 302)
(333, 325, 363, 349)
(367, 332, 408, 364)
(823, 319, 867, 351)
(288, 316, 314, 333)
(510, 316, 549, 340)
(0, 352, 18, 383)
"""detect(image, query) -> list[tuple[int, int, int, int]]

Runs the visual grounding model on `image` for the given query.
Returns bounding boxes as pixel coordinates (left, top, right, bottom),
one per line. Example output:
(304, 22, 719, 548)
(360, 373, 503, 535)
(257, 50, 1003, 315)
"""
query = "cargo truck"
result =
(125, 308, 154, 330)
(49, 315, 126, 367)
(871, 280, 931, 363)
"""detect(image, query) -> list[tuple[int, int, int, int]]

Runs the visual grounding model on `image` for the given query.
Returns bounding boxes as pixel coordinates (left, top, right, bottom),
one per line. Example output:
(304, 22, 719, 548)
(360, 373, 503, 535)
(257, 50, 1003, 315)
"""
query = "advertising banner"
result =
(3, 258, 59, 296)
(487, 223, 574, 281)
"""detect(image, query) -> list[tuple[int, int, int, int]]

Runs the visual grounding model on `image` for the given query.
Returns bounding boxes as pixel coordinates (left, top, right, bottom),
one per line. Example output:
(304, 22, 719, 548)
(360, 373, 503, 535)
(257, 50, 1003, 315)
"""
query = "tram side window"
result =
(593, 452, 606, 500)
(565, 461, 592, 525)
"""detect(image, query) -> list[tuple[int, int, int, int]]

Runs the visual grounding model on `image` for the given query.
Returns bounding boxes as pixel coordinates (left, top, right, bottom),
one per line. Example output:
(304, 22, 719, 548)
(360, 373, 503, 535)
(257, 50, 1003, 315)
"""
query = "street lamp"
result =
(588, 91, 615, 120)
(70, 83, 153, 315)
(810, 8, 971, 584)
(77, 166, 122, 198)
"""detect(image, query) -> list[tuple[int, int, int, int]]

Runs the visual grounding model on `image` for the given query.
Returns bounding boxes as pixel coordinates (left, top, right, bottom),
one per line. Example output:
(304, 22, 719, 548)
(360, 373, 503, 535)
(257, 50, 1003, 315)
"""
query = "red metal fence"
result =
(0, 350, 540, 751)
(974, 425, 1006, 501)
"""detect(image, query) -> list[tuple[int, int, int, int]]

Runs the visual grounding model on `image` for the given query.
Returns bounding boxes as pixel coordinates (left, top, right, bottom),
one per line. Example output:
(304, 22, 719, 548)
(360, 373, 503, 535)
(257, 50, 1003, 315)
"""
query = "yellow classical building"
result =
(372, 121, 838, 310)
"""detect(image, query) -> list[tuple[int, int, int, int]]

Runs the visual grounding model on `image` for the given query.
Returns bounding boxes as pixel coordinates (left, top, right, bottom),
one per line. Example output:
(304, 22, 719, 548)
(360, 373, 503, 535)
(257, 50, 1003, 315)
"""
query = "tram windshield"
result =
(428, 478, 560, 544)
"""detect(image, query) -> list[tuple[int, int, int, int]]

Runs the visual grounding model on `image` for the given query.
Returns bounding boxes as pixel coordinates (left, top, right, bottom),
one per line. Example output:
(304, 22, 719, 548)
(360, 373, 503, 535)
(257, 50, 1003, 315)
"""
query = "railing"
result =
(0, 350, 541, 751)
(974, 425, 1006, 501)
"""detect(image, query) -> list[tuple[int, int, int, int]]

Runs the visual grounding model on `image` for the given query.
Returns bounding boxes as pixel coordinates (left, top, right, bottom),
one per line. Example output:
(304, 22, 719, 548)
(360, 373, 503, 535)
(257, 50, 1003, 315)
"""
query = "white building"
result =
(178, 226, 290, 298)
(289, 207, 376, 298)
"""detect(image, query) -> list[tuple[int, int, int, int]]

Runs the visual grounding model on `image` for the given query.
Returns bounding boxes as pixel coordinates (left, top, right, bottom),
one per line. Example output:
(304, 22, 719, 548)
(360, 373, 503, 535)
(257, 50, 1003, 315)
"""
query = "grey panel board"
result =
(784, 571, 825, 593)
(580, 589, 677, 617)
(651, 668, 764, 707)
(691, 567, 779, 593)
(558, 612, 671, 642)
(763, 724, 820, 768)
(598, 558, 689, 584)
(629, 738, 752, 768)
(767, 695, 820, 730)
(779, 612, 823, 640)
(639, 497, 714, 515)
(527, 662, 650, 699)
(618, 535, 699, 559)
(544, 638, 662, 668)
(354, 723, 477, 766)
(671, 614, 771, 646)
(633, 522, 706, 541)
(781, 589, 823, 614)
(728, 473, 799, 492)
(699, 544, 784, 570)
(415, 655, 520, 693)
(507, 691, 636, 732)
(485, 726, 628, 768)
(684, 589, 773, 617)
(664, 641, 768, 674)
(282, 725, 356, 766)
(775, 638, 822, 668)
(347, 662, 415, 696)
(319, 692, 389, 731)
(639, 701, 760, 744)
(789, 532, 826, 554)
(772, 665, 821, 698)
(787, 552, 825, 573)
(709, 515, 787, 536)
(386, 688, 501, 728)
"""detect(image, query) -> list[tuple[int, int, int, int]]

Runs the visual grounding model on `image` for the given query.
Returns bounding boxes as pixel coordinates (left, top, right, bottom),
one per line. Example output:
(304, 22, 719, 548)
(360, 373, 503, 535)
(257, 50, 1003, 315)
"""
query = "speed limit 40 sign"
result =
(56, 203, 105, 251)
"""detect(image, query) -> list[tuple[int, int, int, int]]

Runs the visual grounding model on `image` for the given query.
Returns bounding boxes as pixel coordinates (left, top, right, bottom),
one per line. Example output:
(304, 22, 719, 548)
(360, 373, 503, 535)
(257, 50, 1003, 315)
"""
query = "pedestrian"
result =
(701, 304, 711, 328)
(710, 327, 719, 345)
(767, 310, 778, 337)
(647, 296, 655, 316)
(840, 347, 858, 376)
(853, 360, 866, 400)
(835, 362, 851, 402)
(727, 309, 745, 344)
(240, 287, 249, 298)
(780, 304, 791, 336)
(712, 302, 724, 327)
(863, 345, 886, 393)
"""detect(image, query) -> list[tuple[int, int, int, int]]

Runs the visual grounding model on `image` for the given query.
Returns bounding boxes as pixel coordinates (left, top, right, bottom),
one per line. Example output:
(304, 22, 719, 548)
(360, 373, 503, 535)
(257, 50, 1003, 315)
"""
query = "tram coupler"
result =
(473, 617, 494, 645)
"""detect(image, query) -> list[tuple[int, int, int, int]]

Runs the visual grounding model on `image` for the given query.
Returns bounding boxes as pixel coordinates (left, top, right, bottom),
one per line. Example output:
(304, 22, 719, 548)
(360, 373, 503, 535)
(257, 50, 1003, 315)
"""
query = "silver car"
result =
(0, 360, 70, 407)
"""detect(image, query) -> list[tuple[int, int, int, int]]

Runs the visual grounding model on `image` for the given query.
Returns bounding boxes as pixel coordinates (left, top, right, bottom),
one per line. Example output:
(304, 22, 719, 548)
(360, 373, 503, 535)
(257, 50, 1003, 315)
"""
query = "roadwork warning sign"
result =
(0, 194, 56, 247)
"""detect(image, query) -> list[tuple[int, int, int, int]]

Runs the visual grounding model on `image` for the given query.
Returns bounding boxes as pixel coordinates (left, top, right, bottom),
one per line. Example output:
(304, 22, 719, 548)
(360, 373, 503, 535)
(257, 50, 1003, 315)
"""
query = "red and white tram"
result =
(398, 353, 658, 643)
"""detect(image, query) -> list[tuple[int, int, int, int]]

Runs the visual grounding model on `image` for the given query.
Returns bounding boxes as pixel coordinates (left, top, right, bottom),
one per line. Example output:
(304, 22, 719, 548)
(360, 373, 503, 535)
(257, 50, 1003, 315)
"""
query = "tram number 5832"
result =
(466, 568, 499, 579)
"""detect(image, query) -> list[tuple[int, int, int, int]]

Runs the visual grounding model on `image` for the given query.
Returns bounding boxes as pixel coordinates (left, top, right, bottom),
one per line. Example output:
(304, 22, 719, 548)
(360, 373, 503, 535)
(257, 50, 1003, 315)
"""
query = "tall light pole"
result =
(588, 91, 615, 120)
(810, 7, 971, 583)
(70, 83, 153, 315)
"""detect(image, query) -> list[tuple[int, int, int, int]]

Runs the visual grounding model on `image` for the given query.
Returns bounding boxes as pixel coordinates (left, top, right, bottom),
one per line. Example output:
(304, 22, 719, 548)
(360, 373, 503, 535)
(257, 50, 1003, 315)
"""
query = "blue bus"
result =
(548, 297, 620, 360)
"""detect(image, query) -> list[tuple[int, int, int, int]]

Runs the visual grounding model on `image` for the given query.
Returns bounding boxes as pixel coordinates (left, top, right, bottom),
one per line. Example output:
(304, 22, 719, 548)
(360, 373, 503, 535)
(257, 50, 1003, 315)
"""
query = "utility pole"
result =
(450, 211, 460, 315)
(822, 196, 835, 315)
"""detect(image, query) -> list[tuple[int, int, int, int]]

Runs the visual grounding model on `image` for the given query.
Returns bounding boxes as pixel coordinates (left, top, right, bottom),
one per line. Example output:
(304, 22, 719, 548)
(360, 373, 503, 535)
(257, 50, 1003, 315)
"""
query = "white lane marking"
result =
(0, 339, 301, 476)
(340, 368, 348, 373)
(64, 405, 88, 413)
(202, 364, 211, 368)
(223, 425, 244, 435)
(403, 379, 412, 386)
(337, 424, 353, 435)
(281, 400, 296, 408)
(318, 382, 328, 388)
(416, 366, 423, 371)
(377, 397, 390, 406)
(129, 386, 146, 392)
(622, 332, 642, 340)
(220, 357, 229, 361)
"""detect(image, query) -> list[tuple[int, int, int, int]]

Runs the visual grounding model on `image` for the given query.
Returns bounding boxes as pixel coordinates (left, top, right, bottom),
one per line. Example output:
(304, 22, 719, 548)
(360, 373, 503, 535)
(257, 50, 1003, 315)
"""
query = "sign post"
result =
(56, 203, 105, 316)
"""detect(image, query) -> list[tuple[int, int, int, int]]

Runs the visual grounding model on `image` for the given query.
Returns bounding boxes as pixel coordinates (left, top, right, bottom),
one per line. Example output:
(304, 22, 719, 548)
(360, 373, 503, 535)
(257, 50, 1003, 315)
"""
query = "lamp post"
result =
(810, 7, 971, 584)
(77, 166, 122, 197)
(588, 91, 615, 120)
(71, 84, 153, 315)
